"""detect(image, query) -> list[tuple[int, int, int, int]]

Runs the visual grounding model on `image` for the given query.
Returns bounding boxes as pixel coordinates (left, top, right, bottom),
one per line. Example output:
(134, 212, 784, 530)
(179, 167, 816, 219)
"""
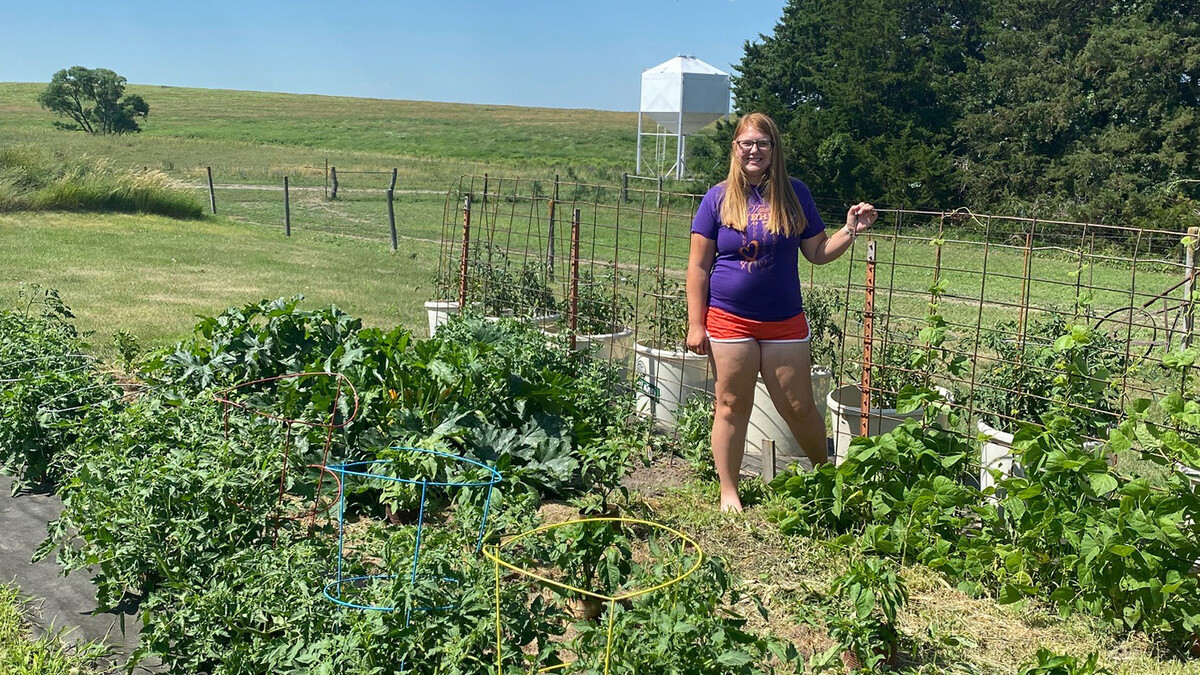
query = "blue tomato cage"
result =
(322, 448, 502, 614)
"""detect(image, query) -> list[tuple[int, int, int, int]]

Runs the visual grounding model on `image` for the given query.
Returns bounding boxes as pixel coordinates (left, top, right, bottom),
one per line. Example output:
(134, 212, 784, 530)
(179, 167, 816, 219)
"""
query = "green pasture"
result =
(0, 82, 642, 190)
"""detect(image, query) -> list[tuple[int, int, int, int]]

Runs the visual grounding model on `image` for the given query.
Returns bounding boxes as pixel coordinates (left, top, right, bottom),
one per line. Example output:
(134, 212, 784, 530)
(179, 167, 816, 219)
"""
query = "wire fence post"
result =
(458, 195, 471, 309)
(330, 167, 338, 200)
(283, 176, 291, 237)
(547, 175, 559, 282)
(547, 198, 556, 282)
(1185, 226, 1198, 348)
(324, 158, 328, 200)
(569, 208, 581, 351)
(656, 175, 663, 209)
(390, 168, 398, 192)
(387, 188, 397, 252)
(859, 240, 877, 438)
(482, 173, 489, 206)
(621, 172, 628, 203)
(206, 166, 217, 215)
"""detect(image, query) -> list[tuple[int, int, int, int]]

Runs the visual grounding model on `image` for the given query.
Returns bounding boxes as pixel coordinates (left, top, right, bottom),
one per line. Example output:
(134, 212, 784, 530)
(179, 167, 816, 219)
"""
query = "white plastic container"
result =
(826, 384, 925, 465)
(541, 325, 634, 366)
(634, 342, 713, 429)
(424, 300, 459, 337)
(980, 420, 1111, 499)
(743, 366, 833, 464)
(527, 313, 560, 329)
(1181, 463, 1200, 491)
(978, 420, 1018, 496)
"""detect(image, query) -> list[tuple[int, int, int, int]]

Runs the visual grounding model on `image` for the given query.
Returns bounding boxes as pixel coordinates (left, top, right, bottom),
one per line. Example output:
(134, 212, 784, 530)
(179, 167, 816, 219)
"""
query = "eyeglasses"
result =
(736, 139, 774, 151)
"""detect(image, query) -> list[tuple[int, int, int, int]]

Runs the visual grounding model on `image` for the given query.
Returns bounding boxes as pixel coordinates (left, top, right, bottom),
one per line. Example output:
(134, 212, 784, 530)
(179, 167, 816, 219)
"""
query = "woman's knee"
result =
(774, 394, 817, 422)
(714, 390, 753, 420)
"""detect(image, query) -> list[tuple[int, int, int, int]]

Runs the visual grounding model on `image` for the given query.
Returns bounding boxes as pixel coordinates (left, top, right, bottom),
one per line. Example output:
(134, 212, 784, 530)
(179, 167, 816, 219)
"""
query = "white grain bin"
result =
(637, 56, 730, 178)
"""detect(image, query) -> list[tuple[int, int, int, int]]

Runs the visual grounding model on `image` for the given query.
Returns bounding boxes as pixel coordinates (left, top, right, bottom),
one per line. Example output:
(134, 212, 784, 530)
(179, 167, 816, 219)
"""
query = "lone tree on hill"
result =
(38, 66, 149, 135)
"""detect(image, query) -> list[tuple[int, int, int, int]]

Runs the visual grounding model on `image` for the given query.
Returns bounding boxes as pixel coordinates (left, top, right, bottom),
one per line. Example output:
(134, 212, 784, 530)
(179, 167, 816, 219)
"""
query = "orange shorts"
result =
(705, 306, 810, 343)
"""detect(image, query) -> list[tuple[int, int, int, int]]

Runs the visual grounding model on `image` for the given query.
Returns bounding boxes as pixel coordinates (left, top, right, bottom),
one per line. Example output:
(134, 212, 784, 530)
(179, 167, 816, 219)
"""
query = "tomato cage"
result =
(484, 517, 704, 674)
(0, 354, 97, 383)
(321, 448, 502, 618)
(0, 353, 159, 420)
(211, 371, 360, 541)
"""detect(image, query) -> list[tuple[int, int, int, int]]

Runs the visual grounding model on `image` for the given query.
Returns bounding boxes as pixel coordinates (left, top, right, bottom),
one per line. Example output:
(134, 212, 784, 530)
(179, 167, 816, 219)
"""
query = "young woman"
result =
(686, 112, 876, 512)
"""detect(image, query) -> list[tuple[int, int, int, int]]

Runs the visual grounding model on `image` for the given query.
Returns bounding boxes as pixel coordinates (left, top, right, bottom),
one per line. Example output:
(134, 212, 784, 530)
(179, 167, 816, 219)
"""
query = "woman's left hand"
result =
(845, 202, 877, 236)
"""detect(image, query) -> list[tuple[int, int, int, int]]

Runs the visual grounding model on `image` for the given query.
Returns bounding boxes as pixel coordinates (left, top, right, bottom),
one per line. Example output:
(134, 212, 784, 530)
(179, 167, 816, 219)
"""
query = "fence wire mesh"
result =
(434, 175, 1199, 469)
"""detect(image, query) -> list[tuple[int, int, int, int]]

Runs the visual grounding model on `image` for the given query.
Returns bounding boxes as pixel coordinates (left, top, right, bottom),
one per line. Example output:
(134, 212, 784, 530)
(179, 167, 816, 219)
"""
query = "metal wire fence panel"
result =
(436, 175, 1199, 453)
(199, 166, 449, 247)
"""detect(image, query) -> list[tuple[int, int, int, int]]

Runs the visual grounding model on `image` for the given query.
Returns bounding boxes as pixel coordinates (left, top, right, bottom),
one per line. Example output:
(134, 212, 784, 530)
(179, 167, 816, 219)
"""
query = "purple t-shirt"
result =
(690, 178, 826, 321)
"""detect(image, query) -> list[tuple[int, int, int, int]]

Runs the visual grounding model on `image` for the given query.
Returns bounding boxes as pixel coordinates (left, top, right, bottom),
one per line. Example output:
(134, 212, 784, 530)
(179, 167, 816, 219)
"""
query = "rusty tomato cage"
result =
(211, 371, 360, 542)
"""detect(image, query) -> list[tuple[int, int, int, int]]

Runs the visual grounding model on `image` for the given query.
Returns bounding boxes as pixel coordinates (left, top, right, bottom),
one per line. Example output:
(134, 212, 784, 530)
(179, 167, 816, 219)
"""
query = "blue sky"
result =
(0, 0, 787, 111)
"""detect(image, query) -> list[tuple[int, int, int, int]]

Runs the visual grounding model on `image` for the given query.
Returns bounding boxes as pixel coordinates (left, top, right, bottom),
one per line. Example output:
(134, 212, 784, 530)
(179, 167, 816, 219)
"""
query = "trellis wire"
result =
(437, 175, 1199, 458)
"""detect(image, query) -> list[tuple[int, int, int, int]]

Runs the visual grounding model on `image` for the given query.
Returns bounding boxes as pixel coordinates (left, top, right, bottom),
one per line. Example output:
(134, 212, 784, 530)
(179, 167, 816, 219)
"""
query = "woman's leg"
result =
(709, 340, 761, 512)
(759, 340, 829, 468)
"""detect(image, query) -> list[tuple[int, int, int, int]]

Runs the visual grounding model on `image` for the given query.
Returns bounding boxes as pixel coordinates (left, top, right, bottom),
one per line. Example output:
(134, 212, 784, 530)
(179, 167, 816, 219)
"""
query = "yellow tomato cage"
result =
(483, 517, 704, 674)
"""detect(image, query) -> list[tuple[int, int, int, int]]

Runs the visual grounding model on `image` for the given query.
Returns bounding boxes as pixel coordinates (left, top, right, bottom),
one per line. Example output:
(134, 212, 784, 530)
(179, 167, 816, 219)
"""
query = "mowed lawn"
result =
(0, 212, 437, 353)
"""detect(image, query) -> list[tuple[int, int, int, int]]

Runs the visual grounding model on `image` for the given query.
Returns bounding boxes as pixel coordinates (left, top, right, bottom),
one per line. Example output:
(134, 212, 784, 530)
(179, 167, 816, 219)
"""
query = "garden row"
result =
(0, 288, 812, 673)
(3, 285, 1199, 672)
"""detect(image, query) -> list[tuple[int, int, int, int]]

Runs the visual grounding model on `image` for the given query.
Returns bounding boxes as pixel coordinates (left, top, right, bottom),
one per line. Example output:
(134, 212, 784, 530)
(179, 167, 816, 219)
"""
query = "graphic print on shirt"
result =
(739, 203, 774, 273)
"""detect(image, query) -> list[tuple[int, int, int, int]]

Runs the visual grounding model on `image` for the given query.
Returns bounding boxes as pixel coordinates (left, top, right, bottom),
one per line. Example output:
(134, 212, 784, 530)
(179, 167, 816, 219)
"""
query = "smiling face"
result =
(733, 127, 774, 185)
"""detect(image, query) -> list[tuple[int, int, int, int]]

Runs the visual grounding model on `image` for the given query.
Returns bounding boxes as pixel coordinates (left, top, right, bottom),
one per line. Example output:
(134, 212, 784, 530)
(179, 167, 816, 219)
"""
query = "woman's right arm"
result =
(686, 233, 717, 355)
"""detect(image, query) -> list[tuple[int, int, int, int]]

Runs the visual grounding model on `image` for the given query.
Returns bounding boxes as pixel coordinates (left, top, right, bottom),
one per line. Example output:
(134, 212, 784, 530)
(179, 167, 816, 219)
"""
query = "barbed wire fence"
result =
(190, 163, 457, 250)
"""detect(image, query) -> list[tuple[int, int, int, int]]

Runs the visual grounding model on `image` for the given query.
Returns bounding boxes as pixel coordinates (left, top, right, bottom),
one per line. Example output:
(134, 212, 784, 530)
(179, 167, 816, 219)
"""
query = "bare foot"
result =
(719, 493, 743, 513)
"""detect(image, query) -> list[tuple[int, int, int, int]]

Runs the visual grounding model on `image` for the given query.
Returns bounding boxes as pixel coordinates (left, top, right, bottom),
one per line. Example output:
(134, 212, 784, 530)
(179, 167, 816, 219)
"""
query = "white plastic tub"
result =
(634, 342, 713, 429)
(826, 384, 926, 465)
(424, 300, 459, 336)
(743, 366, 833, 465)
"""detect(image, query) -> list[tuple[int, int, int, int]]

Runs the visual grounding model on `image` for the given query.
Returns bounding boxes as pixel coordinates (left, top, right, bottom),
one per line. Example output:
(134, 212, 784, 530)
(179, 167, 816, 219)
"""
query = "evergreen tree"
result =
(959, 1, 1200, 225)
(728, 0, 985, 208)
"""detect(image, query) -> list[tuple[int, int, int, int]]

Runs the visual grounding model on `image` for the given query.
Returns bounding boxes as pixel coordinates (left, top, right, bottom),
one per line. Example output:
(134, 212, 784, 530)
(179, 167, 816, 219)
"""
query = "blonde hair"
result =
(718, 113, 806, 237)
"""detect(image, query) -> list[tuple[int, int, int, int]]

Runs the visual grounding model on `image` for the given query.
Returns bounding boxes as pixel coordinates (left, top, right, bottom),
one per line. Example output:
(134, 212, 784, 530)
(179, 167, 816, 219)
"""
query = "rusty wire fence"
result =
(431, 174, 1199, 478)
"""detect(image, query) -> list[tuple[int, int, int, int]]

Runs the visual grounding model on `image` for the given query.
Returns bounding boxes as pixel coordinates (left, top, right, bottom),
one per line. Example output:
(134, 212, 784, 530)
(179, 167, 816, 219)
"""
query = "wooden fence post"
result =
(283, 176, 291, 237)
(458, 195, 472, 308)
(760, 439, 777, 482)
(206, 166, 217, 214)
(387, 188, 397, 251)
(330, 167, 338, 199)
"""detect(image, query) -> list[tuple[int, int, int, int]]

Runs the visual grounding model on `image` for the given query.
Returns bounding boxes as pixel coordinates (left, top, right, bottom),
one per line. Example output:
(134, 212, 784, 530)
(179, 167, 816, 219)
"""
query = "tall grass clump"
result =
(0, 146, 204, 219)
(0, 583, 108, 674)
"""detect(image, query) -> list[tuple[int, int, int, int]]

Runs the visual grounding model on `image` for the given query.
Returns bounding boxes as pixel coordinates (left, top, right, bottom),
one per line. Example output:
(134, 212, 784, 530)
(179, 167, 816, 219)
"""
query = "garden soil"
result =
(0, 475, 161, 673)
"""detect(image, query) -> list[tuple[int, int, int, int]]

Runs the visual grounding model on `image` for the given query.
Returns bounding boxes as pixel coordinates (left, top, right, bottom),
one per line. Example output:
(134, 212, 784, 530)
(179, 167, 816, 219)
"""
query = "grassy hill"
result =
(0, 82, 640, 189)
